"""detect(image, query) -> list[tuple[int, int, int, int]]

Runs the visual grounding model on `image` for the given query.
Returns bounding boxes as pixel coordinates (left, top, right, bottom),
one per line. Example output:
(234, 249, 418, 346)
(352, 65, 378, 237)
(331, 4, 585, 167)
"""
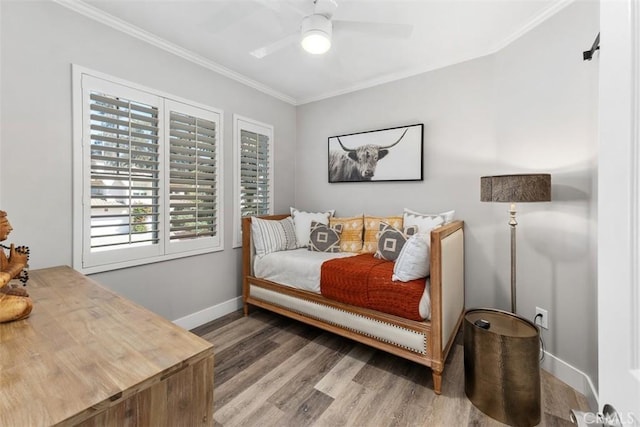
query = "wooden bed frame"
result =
(242, 215, 465, 395)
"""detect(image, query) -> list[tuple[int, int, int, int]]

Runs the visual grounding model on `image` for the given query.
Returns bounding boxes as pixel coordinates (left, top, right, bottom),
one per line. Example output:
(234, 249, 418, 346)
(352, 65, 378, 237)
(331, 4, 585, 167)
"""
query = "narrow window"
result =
(233, 115, 274, 248)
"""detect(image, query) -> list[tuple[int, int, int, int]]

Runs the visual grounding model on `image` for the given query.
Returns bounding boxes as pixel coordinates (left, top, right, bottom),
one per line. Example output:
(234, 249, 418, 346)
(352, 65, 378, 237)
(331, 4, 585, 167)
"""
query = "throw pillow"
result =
(308, 221, 343, 253)
(393, 233, 431, 281)
(403, 208, 453, 233)
(329, 215, 364, 252)
(251, 216, 298, 257)
(374, 222, 418, 261)
(362, 215, 403, 253)
(290, 207, 335, 248)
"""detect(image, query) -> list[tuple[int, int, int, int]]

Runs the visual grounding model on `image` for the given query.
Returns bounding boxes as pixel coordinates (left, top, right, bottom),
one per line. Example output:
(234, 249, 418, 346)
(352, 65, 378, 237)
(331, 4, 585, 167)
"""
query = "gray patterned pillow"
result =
(308, 221, 343, 253)
(374, 222, 418, 261)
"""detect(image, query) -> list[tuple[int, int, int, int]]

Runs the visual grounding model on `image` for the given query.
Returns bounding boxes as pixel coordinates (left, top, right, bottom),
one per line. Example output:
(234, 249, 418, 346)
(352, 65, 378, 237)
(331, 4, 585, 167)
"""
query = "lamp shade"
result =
(481, 174, 551, 203)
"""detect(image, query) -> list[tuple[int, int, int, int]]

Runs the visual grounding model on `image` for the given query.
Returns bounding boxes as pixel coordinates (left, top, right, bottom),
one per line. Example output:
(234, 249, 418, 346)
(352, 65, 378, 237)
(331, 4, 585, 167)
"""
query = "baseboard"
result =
(541, 350, 599, 411)
(172, 296, 243, 331)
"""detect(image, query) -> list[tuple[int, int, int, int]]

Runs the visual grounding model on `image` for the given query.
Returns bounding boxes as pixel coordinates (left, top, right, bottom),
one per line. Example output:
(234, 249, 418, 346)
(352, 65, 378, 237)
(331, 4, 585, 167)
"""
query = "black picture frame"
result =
(327, 123, 424, 183)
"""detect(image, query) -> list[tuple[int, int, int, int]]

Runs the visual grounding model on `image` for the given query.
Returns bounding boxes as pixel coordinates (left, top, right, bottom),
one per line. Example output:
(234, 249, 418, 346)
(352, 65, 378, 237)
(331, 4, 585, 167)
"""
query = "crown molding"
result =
(296, 50, 493, 105)
(489, 0, 575, 54)
(298, 0, 576, 105)
(53, 0, 574, 107)
(52, 0, 297, 105)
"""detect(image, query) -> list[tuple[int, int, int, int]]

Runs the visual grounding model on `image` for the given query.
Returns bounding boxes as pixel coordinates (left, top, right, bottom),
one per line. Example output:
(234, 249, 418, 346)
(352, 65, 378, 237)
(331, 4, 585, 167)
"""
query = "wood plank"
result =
(311, 381, 374, 426)
(283, 389, 334, 427)
(198, 310, 282, 353)
(314, 344, 374, 398)
(190, 310, 244, 336)
(340, 362, 409, 426)
(213, 324, 322, 411)
(0, 266, 214, 426)
(202, 309, 593, 427)
(214, 334, 339, 426)
(213, 319, 289, 386)
(267, 334, 349, 411)
(233, 402, 288, 427)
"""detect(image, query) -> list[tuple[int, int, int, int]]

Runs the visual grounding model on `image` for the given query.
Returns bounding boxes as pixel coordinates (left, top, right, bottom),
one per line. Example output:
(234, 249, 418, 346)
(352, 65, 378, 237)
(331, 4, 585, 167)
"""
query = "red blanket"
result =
(320, 254, 426, 321)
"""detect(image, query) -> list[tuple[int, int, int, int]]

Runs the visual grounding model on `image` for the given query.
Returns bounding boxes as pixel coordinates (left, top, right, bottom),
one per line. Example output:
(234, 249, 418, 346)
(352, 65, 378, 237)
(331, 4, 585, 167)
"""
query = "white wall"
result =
(0, 1, 296, 322)
(296, 0, 599, 393)
(494, 0, 599, 395)
(296, 54, 499, 305)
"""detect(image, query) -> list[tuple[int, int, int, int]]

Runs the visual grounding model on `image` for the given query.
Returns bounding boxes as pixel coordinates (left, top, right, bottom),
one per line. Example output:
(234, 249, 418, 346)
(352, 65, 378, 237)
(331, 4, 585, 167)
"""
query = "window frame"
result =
(165, 99, 223, 254)
(72, 65, 224, 274)
(232, 114, 274, 248)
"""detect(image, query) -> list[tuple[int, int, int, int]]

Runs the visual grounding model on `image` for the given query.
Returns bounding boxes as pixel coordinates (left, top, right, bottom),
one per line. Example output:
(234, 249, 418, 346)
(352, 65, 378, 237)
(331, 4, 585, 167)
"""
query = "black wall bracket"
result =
(583, 32, 600, 61)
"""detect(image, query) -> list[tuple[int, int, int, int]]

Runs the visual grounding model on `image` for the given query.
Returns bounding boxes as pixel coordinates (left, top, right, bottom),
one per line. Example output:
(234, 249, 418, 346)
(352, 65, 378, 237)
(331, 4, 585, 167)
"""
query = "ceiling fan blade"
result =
(333, 20, 413, 39)
(249, 33, 299, 59)
(253, 0, 309, 17)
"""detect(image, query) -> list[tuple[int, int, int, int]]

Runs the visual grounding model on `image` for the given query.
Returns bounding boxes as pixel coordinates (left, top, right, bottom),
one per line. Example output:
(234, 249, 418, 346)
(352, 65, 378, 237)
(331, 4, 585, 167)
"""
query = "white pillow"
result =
(251, 216, 298, 257)
(403, 208, 451, 233)
(393, 233, 431, 282)
(440, 210, 456, 223)
(290, 207, 335, 247)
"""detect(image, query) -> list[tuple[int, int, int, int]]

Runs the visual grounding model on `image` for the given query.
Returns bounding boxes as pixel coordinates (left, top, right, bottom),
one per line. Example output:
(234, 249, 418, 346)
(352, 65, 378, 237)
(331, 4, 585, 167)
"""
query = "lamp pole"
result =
(509, 203, 517, 313)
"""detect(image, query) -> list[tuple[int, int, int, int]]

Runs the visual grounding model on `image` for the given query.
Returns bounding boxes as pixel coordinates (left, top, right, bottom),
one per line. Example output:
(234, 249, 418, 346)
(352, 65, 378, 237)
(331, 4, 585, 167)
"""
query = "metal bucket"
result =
(464, 308, 541, 426)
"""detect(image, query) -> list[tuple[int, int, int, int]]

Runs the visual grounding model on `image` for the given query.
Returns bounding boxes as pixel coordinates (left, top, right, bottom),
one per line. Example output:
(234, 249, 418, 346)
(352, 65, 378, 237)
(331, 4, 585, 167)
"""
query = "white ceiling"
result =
(60, 0, 572, 105)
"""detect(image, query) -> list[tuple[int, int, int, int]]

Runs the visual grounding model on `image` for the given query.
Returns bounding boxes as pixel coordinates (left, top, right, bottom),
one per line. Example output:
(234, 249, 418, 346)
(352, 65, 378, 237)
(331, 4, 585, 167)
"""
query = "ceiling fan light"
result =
(301, 31, 331, 54)
(301, 14, 332, 55)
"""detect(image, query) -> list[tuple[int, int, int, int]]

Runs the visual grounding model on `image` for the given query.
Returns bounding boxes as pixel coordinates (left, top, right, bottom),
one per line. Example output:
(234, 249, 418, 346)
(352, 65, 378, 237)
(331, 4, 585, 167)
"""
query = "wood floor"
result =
(192, 309, 590, 427)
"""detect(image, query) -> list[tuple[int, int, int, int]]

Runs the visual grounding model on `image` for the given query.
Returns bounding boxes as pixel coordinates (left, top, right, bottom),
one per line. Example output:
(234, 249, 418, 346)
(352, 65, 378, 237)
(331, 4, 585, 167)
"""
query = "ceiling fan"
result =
(250, 0, 413, 58)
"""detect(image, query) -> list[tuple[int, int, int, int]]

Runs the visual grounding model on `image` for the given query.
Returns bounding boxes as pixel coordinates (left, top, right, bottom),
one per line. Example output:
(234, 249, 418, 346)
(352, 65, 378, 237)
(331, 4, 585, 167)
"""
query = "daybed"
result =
(242, 214, 465, 394)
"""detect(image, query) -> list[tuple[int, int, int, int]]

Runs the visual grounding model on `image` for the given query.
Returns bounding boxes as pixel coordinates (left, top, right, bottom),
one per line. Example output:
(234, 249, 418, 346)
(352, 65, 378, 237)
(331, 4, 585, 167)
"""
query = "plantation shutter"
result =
(168, 110, 218, 242)
(88, 92, 160, 252)
(77, 70, 224, 272)
(240, 129, 271, 217)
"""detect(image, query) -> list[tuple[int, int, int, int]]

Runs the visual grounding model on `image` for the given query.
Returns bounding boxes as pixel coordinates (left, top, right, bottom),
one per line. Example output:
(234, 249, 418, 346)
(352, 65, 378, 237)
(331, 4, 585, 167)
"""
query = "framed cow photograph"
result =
(327, 123, 424, 183)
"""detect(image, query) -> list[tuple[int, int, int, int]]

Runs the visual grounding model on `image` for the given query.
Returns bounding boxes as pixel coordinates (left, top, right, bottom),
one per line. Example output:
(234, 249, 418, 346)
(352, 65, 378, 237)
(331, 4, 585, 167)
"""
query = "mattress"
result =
(253, 248, 431, 319)
(253, 248, 355, 293)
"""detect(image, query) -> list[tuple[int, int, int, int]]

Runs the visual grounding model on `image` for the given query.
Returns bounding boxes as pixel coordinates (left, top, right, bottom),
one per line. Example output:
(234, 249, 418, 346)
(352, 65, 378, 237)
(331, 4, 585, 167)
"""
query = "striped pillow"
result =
(251, 217, 298, 257)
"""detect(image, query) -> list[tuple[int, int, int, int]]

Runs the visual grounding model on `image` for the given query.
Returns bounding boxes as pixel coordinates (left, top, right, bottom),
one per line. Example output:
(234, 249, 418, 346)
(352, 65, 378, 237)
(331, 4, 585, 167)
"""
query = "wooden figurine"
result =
(0, 210, 32, 322)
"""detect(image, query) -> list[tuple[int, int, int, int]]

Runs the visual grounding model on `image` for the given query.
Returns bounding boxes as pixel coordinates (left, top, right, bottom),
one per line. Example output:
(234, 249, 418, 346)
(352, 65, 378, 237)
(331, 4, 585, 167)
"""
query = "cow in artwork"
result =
(329, 128, 408, 182)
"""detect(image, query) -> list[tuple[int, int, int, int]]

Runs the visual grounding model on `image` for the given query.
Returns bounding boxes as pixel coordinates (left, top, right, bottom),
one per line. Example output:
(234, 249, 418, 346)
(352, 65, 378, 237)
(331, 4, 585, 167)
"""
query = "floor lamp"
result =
(480, 174, 551, 313)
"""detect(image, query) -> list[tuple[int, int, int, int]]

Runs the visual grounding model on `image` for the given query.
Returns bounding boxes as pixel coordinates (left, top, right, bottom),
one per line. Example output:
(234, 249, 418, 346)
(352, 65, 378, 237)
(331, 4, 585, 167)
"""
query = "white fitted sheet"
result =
(253, 248, 431, 319)
(254, 248, 355, 293)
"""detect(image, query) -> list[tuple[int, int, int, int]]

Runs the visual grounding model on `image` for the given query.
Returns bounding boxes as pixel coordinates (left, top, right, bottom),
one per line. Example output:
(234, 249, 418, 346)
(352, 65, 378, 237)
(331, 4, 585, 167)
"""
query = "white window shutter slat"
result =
(233, 116, 274, 248)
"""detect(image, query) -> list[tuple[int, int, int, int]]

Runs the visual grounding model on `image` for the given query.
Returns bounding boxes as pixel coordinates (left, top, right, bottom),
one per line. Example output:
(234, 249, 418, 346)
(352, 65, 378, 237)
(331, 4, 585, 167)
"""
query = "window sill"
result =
(75, 246, 223, 275)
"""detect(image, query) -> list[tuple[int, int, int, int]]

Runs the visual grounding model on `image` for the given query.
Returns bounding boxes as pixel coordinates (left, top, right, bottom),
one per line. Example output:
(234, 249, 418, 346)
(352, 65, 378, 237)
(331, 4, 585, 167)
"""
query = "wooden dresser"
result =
(0, 266, 214, 426)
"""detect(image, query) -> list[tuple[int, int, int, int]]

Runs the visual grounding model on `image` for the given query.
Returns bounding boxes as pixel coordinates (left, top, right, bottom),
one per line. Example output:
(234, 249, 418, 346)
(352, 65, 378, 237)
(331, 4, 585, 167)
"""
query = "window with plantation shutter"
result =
(74, 67, 223, 273)
(88, 92, 161, 253)
(233, 115, 274, 248)
(167, 102, 221, 253)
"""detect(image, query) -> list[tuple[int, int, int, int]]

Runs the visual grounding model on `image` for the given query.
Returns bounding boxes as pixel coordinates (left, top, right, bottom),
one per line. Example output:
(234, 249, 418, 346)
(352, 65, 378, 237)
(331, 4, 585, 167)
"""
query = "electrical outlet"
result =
(535, 307, 549, 329)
